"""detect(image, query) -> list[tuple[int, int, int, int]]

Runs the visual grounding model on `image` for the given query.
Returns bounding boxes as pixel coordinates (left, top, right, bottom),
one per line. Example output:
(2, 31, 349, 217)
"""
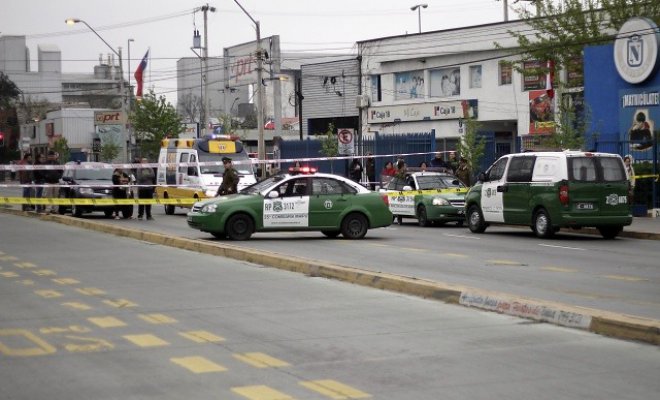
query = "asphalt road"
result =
(89, 206, 660, 322)
(1, 214, 659, 400)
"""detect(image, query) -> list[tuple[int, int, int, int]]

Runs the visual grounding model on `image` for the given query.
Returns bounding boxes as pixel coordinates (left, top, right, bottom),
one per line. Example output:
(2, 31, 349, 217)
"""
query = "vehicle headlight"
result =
(78, 187, 94, 195)
(432, 197, 450, 206)
(201, 204, 218, 213)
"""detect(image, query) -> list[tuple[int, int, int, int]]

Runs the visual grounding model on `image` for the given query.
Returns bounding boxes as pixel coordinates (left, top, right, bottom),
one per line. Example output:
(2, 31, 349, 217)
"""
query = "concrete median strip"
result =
(2, 207, 658, 346)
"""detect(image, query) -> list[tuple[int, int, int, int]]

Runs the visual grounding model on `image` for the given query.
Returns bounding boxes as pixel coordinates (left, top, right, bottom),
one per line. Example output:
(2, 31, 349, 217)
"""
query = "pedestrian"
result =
(43, 150, 63, 214)
(136, 157, 155, 220)
(350, 158, 363, 183)
(430, 152, 449, 169)
(455, 157, 472, 186)
(395, 159, 407, 179)
(366, 153, 376, 190)
(382, 161, 396, 177)
(419, 161, 428, 172)
(216, 157, 239, 196)
(624, 155, 635, 203)
(112, 167, 131, 219)
(33, 153, 46, 213)
(17, 153, 34, 211)
(448, 152, 458, 173)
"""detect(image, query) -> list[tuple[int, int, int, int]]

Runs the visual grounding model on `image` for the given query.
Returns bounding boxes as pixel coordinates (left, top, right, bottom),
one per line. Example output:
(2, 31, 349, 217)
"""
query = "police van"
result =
(464, 151, 632, 239)
(156, 135, 257, 215)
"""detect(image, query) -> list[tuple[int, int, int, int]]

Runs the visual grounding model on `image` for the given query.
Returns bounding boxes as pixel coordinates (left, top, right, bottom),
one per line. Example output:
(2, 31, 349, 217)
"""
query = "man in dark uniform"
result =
(216, 157, 239, 196)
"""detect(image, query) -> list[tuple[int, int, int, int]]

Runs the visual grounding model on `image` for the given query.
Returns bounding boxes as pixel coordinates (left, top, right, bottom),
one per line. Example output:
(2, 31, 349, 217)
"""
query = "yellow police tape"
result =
(0, 197, 197, 206)
(634, 174, 660, 180)
(385, 188, 468, 197)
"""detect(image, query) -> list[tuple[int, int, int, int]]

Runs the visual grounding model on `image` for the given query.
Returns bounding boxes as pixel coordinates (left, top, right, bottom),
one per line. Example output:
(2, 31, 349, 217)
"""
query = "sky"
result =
(0, 0, 532, 106)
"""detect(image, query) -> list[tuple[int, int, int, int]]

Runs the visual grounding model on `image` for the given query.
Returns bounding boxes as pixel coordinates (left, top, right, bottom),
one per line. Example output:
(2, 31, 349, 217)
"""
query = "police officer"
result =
(216, 157, 239, 196)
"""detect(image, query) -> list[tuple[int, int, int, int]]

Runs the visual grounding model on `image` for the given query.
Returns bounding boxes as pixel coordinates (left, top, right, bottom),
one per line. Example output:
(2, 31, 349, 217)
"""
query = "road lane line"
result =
(103, 299, 138, 308)
(139, 313, 178, 324)
(34, 290, 63, 298)
(601, 275, 648, 282)
(443, 233, 480, 239)
(61, 302, 92, 310)
(171, 356, 227, 373)
(231, 385, 294, 400)
(123, 334, 169, 347)
(300, 380, 371, 399)
(538, 244, 586, 251)
(233, 352, 290, 368)
(541, 266, 579, 273)
(88, 316, 127, 328)
(179, 330, 225, 343)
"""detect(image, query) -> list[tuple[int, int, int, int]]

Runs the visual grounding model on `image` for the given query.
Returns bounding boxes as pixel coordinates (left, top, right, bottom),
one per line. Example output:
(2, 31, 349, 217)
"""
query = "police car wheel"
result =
(396, 215, 403, 225)
(226, 213, 254, 241)
(533, 209, 554, 239)
(210, 231, 227, 239)
(165, 204, 175, 215)
(104, 210, 114, 218)
(72, 204, 83, 218)
(58, 192, 68, 215)
(467, 206, 486, 233)
(341, 213, 368, 239)
(417, 205, 430, 227)
(321, 230, 340, 238)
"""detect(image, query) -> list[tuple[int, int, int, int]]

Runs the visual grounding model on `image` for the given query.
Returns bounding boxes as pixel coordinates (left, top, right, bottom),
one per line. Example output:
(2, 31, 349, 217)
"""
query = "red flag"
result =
(134, 50, 149, 97)
(546, 59, 555, 99)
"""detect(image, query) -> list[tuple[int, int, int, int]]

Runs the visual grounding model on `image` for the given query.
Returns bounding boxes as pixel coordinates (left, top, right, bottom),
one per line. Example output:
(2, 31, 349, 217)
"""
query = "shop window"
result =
(469, 65, 482, 88)
(499, 61, 512, 85)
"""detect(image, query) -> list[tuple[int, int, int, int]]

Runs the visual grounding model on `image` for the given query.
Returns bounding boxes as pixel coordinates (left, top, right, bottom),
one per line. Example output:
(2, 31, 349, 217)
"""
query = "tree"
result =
(52, 137, 70, 164)
(130, 90, 183, 160)
(456, 118, 486, 176)
(178, 92, 202, 123)
(0, 72, 20, 110)
(319, 123, 339, 173)
(98, 132, 121, 162)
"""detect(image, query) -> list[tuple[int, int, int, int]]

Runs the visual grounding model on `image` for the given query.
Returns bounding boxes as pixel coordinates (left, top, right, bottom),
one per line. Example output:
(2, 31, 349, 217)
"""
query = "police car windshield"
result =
(241, 175, 285, 195)
(416, 175, 463, 189)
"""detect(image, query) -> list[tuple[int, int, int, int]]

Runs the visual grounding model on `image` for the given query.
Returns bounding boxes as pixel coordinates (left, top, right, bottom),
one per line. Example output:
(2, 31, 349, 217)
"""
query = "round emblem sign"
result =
(613, 17, 660, 84)
(338, 129, 353, 144)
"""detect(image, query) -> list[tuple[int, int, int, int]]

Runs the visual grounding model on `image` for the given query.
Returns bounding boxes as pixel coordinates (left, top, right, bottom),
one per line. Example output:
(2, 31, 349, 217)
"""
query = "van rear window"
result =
(568, 156, 626, 182)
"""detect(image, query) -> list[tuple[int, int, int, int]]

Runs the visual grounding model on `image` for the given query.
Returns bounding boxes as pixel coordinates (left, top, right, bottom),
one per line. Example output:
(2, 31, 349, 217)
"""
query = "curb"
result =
(2, 207, 659, 345)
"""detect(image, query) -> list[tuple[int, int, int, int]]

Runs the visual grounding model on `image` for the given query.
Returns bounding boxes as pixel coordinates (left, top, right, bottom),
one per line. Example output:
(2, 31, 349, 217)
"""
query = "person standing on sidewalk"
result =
(43, 151, 63, 214)
(18, 153, 34, 211)
(136, 157, 156, 220)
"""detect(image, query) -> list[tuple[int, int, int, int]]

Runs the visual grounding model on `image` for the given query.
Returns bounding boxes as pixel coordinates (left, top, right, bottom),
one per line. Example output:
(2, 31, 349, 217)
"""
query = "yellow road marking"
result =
(19, 279, 34, 285)
(0, 329, 57, 357)
(52, 278, 80, 285)
(88, 316, 127, 328)
(64, 336, 114, 353)
(541, 266, 579, 273)
(103, 299, 138, 308)
(300, 380, 371, 399)
(0, 271, 19, 278)
(170, 356, 227, 373)
(76, 287, 106, 296)
(231, 385, 294, 400)
(123, 334, 169, 347)
(233, 352, 290, 368)
(179, 330, 225, 343)
(35, 290, 63, 298)
(138, 313, 177, 324)
(32, 269, 57, 276)
(601, 274, 648, 282)
(0, 256, 19, 261)
(61, 302, 92, 310)
(14, 262, 36, 269)
(40, 326, 90, 334)
(442, 252, 468, 258)
(487, 259, 527, 266)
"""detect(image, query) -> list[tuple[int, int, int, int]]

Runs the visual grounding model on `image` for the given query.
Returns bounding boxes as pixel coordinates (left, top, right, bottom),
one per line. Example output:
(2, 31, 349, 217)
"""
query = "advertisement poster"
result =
(394, 70, 425, 100)
(619, 87, 659, 158)
(430, 67, 461, 97)
(522, 60, 546, 91)
(529, 90, 555, 134)
(263, 197, 310, 227)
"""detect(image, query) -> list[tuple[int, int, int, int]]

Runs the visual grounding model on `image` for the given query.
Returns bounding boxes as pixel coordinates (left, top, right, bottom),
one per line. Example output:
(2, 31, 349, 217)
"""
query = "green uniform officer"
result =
(216, 157, 240, 196)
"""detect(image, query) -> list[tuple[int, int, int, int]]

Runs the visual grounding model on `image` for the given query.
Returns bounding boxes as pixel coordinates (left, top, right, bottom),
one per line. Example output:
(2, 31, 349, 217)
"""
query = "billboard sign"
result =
(224, 36, 280, 86)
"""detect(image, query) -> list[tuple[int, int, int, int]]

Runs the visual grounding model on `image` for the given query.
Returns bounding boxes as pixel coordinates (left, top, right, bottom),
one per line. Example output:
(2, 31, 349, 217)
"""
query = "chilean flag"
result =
(546, 59, 555, 99)
(134, 50, 149, 98)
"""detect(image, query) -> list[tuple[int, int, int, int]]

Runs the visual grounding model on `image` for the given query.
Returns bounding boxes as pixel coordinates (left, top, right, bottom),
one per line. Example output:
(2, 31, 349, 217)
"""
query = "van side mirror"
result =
(478, 172, 486, 182)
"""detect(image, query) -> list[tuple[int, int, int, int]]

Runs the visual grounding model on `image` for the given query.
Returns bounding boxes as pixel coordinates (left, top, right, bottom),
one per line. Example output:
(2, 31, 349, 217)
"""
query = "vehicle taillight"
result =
(559, 183, 569, 206)
(381, 194, 390, 206)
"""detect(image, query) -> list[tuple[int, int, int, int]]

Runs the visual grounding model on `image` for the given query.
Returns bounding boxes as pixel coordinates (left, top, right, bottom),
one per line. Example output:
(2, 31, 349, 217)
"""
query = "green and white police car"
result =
(381, 170, 468, 226)
(187, 167, 393, 240)
(464, 151, 633, 239)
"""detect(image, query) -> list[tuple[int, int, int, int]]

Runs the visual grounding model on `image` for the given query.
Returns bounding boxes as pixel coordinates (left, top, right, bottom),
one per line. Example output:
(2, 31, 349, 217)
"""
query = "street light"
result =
(66, 18, 128, 160)
(410, 4, 428, 34)
(233, 0, 266, 179)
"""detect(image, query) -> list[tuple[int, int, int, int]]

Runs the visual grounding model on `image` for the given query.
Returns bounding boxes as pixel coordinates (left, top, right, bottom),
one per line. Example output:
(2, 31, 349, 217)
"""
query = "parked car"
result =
(464, 151, 632, 239)
(58, 162, 133, 218)
(381, 169, 467, 226)
(187, 168, 392, 240)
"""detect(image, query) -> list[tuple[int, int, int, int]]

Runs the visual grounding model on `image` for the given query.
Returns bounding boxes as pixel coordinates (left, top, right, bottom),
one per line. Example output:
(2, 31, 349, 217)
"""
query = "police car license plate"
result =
(576, 202, 594, 210)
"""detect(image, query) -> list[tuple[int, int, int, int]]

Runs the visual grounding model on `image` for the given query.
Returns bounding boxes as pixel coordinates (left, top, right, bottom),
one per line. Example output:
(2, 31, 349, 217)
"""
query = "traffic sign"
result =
(337, 128, 354, 155)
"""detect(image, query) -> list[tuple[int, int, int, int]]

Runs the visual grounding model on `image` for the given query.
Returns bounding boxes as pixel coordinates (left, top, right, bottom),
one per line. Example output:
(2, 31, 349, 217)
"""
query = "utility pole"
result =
(256, 21, 266, 178)
(201, 4, 216, 137)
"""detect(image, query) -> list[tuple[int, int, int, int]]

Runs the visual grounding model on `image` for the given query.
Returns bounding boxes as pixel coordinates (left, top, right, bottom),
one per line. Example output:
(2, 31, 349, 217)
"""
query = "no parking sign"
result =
(337, 128, 355, 155)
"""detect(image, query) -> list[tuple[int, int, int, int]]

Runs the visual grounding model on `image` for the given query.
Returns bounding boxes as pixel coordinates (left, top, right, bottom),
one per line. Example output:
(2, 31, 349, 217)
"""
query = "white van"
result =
(156, 135, 257, 214)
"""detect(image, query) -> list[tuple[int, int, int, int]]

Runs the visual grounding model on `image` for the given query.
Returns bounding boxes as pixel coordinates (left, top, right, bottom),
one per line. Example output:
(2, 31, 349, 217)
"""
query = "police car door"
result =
(481, 156, 508, 223)
(308, 177, 353, 228)
(263, 177, 311, 229)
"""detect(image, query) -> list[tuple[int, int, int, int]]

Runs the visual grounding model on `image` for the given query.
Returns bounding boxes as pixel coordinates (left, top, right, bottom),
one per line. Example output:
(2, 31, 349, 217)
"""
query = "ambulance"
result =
(156, 135, 257, 215)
